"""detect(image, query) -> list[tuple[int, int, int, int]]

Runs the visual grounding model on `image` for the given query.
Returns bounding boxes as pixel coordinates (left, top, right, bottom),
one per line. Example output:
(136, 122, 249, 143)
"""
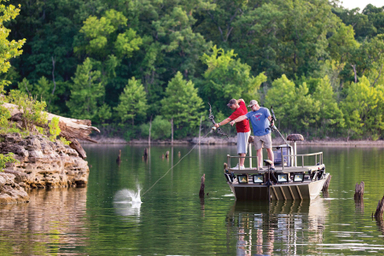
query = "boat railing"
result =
(227, 146, 323, 171)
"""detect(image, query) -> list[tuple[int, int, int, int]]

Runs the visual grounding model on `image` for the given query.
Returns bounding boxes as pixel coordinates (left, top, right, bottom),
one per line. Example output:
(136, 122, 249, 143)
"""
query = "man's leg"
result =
(263, 133, 275, 168)
(254, 135, 263, 168)
(266, 148, 275, 168)
(237, 132, 250, 167)
(239, 153, 246, 167)
(257, 148, 263, 168)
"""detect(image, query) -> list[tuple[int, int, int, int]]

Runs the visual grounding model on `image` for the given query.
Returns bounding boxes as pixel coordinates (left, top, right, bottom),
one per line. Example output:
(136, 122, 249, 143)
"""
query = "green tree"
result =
(0, 86, 11, 130)
(264, 75, 297, 131)
(200, 46, 266, 114)
(114, 77, 148, 126)
(294, 82, 320, 136)
(74, 9, 143, 113)
(66, 58, 105, 121)
(232, 0, 340, 81)
(161, 71, 203, 132)
(7, 89, 48, 132)
(265, 75, 320, 135)
(332, 5, 377, 41)
(8, 0, 99, 83)
(140, 115, 172, 140)
(340, 76, 384, 139)
(75, 9, 142, 60)
(312, 76, 344, 136)
(0, 0, 25, 83)
(0, 153, 17, 172)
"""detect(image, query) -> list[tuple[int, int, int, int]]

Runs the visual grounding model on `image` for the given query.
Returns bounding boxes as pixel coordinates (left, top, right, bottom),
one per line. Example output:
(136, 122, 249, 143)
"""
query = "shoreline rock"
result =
(0, 133, 89, 204)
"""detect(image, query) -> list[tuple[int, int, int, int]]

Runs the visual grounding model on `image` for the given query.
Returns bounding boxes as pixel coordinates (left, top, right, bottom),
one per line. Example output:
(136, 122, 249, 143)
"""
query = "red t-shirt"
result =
(229, 101, 251, 133)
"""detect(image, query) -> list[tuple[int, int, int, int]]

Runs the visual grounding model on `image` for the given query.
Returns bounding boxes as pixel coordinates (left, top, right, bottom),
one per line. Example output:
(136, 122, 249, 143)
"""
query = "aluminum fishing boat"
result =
(224, 134, 330, 201)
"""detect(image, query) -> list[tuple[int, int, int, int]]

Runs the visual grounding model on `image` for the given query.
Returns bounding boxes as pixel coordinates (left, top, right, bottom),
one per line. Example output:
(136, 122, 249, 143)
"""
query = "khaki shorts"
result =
(254, 133, 272, 150)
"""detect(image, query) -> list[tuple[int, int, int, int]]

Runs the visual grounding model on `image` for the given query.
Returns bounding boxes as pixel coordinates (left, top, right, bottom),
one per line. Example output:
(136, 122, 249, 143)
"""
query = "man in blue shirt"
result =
(230, 100, 275, 170)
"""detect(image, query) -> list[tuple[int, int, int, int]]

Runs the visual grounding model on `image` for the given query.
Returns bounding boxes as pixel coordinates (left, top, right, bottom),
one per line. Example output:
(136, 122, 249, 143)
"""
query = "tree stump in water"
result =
(143, 148, 148, 161)
(374, 195, 384, 219)
(199, 174, 205, 198)
(374, 195, 384, 220)
(116, 150, 121, 165)
(354, 181, 364, 200)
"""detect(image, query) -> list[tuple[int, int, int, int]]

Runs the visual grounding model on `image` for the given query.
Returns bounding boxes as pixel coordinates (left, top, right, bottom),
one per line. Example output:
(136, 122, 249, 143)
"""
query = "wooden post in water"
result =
(199, 174, 205, 198)
(354, 181, 364, 200)
(116, 150, 121, 165)
(374, 195, 384, 219)
(143, 148, 148, 162)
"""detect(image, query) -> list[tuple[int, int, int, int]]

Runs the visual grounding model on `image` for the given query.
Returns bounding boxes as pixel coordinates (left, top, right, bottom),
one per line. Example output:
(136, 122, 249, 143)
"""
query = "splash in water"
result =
(114, 187, 142, 204)
(113, 186, 142, 217)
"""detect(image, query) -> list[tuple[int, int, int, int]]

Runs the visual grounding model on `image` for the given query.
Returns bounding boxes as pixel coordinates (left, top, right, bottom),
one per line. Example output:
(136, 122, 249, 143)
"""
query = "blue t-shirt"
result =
(245, 107, 271, 136)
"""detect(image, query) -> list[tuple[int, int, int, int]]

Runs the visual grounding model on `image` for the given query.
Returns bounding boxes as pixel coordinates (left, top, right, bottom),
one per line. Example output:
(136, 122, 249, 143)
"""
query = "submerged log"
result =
(3, 103, 100, 159)
(354, 181, 365, 200)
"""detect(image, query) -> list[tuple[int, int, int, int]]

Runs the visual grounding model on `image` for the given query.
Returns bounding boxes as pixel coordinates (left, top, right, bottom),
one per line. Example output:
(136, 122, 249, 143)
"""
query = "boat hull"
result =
(228, 173, 329, 201)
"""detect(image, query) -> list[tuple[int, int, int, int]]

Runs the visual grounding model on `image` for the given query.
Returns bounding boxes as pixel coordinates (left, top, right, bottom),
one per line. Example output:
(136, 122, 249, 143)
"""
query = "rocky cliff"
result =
(0, 133, 89, 204)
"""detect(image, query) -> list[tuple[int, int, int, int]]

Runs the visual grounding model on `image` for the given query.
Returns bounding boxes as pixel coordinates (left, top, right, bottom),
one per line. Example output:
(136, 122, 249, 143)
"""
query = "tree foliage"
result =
(2, 0, 384, 139)
(161, 71, 203, 130)
(115, 77, 148, 126)
(66, 58, 105, 121)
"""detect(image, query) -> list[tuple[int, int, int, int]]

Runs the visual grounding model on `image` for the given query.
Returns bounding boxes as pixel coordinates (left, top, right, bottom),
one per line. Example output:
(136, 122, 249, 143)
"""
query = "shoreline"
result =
(83, 136, 384, 147)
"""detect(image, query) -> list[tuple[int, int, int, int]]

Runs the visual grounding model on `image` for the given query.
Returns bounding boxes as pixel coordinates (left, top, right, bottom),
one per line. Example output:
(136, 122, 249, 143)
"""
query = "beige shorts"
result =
(254, 133, 272, 150)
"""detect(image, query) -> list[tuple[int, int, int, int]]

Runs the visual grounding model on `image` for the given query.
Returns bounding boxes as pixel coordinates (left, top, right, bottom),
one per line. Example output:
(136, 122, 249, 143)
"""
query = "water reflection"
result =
(227, 198, 328, 255)
(0, 187, 88, 255)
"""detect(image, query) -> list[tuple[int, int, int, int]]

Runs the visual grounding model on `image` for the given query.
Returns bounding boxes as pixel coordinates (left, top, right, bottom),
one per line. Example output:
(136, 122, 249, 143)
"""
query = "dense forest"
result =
(2, 0, 384, 140)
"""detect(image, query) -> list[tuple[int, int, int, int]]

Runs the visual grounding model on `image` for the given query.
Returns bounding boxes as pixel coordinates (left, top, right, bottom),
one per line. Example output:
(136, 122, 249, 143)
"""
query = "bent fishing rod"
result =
(269, 106, 290, 146)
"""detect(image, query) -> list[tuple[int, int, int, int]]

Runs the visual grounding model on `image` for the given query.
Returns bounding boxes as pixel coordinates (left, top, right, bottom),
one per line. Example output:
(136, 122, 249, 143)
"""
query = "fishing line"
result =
(141, 129, 215, 197)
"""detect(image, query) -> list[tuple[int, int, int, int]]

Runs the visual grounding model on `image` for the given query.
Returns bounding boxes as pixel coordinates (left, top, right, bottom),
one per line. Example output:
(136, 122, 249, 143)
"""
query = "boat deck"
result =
(228, 164, 325, 174)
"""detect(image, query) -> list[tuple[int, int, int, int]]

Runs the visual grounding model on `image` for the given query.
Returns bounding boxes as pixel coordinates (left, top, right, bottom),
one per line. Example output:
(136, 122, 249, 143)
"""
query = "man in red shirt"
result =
(214, 99, 251, 169)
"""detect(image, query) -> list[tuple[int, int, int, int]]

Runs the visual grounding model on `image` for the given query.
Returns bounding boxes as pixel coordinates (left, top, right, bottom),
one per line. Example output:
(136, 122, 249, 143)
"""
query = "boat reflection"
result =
(226, 198, 329, 255)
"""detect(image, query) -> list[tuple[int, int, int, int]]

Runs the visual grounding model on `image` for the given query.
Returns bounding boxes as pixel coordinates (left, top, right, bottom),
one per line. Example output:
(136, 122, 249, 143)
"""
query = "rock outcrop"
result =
(0, 133, 89, 204)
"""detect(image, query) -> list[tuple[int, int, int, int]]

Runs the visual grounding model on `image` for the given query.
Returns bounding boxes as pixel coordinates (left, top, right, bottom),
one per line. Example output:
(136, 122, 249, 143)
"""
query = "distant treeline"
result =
(4, 0, 384, 140)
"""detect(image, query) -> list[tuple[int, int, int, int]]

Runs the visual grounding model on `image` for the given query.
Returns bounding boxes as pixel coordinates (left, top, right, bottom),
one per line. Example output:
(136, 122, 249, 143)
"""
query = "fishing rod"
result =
(208, 102, 229, 138)
(269, 106, 290, 146)
(142, 104, 229, 197)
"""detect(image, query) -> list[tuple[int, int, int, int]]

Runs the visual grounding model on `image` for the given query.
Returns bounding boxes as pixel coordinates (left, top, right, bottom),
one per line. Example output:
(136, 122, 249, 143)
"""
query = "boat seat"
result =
(264, 159, 273, 166)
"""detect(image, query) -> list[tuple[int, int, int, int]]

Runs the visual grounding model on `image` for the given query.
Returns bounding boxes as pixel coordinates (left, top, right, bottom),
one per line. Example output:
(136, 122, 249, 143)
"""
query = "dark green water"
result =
(1, 144, 384, 255)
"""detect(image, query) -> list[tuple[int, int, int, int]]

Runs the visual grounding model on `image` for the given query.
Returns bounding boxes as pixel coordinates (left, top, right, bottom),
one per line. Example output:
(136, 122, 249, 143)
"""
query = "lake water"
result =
(1, 144, 384, 255)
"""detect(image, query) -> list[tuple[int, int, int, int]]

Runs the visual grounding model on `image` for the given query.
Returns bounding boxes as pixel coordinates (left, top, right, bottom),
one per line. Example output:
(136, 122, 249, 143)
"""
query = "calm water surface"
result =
(1, 144, 384, 255)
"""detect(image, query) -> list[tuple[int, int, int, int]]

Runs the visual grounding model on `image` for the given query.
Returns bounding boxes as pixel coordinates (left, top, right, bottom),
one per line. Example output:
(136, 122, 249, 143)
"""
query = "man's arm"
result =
(214, 117, 232, 128)
(267, 111, 274, 125)
(229, 115, 247, 126)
